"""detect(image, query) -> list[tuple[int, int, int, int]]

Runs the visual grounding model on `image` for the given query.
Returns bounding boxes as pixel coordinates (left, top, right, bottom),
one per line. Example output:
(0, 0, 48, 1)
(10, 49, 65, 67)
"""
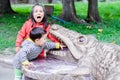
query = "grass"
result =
(0, 2, 120, 50)
(0, 14, 28, 50)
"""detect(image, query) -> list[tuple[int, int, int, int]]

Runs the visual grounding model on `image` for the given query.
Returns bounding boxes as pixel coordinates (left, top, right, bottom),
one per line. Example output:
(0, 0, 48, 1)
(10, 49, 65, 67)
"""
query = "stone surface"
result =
(22, 57, 91, 80)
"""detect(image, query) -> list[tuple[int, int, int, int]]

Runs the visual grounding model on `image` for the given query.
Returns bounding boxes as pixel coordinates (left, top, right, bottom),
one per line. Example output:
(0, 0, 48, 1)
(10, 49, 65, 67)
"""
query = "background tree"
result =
(48, 0, 52, 3)
(0, 0, 15, 14)
(86, 0, 101, 23)
(60, 0, 84, 24)
(35, 0, 39, 3)
(76, 0, 81, 1)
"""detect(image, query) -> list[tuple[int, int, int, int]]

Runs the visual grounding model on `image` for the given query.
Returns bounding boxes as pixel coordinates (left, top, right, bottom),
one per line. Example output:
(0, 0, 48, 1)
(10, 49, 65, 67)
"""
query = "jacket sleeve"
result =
(44, 42, 60, 50)
(46, 24, 59, 42)
(15, 21, 31, 47)
(18, 47, 30, 64)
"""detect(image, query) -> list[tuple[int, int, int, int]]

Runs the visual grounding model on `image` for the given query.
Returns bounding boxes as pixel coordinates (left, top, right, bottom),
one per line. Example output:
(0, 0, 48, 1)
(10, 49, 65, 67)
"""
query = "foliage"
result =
(0, 2, 120, 50)
(12, 4, 32, 14)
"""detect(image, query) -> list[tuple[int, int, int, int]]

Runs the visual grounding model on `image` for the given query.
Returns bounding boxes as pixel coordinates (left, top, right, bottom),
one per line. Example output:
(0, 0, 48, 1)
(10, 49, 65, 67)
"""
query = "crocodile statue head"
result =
(22, 24, 120, 80)
(47, 24, 98, 63)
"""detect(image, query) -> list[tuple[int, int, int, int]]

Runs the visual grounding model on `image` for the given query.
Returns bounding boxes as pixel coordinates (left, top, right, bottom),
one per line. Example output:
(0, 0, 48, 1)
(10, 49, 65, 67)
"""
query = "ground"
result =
(0, 48, 15, 80)
(0, 65, 14, 80)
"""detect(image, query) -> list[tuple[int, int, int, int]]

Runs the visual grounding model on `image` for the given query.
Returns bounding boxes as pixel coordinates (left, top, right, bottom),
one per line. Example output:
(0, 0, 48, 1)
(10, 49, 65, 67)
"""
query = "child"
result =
(15, 3, 59, 58)
(13, 27, 64, 80)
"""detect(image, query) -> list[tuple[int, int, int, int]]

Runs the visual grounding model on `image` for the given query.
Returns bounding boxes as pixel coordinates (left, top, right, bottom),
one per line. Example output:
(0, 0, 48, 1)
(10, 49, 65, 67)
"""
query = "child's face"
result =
(35, 34, 47, 46)
(33, 6, 44, 23)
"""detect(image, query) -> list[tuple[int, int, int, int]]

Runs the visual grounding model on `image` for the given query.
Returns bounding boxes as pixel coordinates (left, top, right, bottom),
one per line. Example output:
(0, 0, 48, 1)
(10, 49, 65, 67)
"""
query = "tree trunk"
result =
(48, 0, 52, 3)
(86, 0, 101, 23)
(60, 0, 84, 24)
(0, 0, 15, 14)
(35, 0, 40, 3)
(76, 0, 81, 1)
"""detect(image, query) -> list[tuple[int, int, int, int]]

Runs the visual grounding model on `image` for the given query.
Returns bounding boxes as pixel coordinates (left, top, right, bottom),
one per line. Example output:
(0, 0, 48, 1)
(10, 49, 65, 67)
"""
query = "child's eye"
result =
(34, 10, 38, 13)
(39, 10, 43, 13)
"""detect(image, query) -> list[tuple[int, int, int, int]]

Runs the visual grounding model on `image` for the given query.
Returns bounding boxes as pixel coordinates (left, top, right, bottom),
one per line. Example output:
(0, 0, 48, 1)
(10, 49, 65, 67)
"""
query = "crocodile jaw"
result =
(50, 24, 83, 59)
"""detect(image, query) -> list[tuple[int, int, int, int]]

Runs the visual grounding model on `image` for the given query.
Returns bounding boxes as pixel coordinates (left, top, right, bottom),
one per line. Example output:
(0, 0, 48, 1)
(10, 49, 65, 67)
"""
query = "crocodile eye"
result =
(79, 36, 85, 42)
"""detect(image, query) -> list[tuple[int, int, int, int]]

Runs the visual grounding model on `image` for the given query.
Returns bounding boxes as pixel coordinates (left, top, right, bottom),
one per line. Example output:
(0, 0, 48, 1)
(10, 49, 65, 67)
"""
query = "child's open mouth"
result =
(37, 16, 41, 19)
(35, 16, 43, 22)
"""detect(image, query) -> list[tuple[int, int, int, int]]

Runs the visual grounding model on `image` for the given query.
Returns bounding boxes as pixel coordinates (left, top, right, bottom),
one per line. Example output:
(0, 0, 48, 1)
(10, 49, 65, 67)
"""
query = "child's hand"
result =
(23, 62, 35, 68)
(27, 62, 35, 68)
(60, 43, 66, 50)
(22, 60, 35, 69)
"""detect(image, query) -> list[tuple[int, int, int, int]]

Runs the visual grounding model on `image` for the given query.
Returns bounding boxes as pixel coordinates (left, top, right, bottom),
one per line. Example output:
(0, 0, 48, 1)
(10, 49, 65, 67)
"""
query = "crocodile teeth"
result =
(61, 52, 65, 56)
(50, 51, 66, 57)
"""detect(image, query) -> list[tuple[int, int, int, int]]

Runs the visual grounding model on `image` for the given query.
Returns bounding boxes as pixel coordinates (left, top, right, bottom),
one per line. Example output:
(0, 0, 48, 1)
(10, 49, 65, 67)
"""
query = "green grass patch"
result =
(0, 2, 120, 50)
(0, 14, 28, 50)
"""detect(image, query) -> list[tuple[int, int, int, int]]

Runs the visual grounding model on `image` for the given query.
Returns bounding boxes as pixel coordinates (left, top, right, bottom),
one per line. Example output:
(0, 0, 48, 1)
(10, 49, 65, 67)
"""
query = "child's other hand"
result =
(15, 47, 20, 53)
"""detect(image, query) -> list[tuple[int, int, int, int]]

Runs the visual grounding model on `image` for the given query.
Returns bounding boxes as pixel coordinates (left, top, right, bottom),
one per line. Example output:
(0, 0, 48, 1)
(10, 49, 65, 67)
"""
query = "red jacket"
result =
(16, 19, 59, 58)
(16, 19, 59, 47)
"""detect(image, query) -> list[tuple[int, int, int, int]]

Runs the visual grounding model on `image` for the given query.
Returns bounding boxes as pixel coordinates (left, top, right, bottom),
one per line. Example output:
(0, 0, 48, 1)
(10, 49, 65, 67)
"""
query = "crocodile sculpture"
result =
(22, 24, 120, 80)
